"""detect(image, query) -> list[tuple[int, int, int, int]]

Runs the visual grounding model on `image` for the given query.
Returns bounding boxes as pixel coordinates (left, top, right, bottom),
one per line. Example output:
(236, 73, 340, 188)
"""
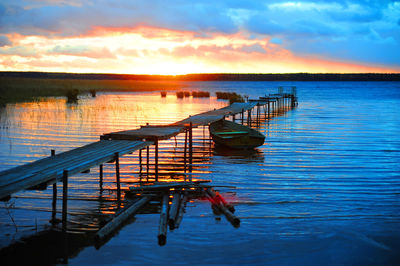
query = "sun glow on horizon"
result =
(1, 26, 399, 75)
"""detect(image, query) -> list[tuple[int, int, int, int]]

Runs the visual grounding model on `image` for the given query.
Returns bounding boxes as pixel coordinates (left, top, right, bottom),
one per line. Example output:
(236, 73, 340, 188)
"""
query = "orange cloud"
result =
(1, 26, 399, 74)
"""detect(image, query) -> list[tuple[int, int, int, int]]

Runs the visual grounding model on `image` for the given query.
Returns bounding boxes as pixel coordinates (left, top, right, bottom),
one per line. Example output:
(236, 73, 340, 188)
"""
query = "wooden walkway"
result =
(0, 92, 297, 201)
(0, 140, 151, 200)
(0, 89, 297, 240)
(174, 102, 258, 127)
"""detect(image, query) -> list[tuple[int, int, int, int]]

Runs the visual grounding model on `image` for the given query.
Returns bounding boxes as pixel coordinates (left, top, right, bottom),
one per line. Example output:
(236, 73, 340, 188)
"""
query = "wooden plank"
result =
(95, 196, 151, 241)
(0, 140, 152, 199)
(1, 140, 137, 187)
(0, 140, 133, 185)
(173, 102, 258, 127)
(128, 181, 210, 192)
(168, 192, 181, 229)
(105, 126, 184, 141)
(158, 193, 169, 246)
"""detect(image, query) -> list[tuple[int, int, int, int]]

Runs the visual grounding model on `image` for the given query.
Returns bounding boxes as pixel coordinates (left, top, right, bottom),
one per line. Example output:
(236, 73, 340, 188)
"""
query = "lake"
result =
(1, 81, 400, 265)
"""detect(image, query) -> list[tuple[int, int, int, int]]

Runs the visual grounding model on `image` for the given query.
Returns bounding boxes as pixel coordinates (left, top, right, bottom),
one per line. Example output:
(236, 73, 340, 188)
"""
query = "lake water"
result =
(1, 81, 400, 265)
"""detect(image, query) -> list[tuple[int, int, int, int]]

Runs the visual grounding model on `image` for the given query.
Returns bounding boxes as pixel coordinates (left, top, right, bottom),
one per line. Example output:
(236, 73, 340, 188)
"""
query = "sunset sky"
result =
(0, 0, 399, 74)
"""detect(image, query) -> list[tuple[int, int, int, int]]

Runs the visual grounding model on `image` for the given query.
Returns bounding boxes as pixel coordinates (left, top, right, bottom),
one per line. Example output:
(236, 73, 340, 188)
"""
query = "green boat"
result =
(209, 119, 265, 149)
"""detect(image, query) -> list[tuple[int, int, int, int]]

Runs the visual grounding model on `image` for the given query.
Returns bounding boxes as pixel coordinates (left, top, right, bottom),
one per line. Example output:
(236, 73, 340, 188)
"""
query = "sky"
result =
(0, 0, 399, 74)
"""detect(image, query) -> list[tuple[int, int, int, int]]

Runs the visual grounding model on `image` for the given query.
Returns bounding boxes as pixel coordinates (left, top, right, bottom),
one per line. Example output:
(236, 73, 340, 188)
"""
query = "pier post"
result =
(263, 104, 267, 119)
(155, 139, 159, 182)
(247, 109, 251, 127)
(115, 152, 121, 202)
(184, 129, 187, 174)
(146, 146, 150, 181)
(51, 150, 57, 224)
(139, 149, 142, 178)
(189, 122, 193, 178)
(241, 109, 244, 124)
(99, 164, 103, 191)
(62, 170, 69, 233)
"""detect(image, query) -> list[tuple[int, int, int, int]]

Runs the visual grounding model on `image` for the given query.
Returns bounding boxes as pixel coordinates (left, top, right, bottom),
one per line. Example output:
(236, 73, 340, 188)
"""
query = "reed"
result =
(0, 77, 186, 105)
(89, 89, 97, 97)
(66, 89, 79, 103)
(216, 91, 244, 103)
(192, 91, 210, 98)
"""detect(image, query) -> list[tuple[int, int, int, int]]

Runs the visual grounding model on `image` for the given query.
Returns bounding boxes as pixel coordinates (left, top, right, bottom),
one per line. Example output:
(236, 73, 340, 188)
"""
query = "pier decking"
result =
(174, 102, 258, 127)
(0, 140, 151, 200)
(0, 90, 297, 239)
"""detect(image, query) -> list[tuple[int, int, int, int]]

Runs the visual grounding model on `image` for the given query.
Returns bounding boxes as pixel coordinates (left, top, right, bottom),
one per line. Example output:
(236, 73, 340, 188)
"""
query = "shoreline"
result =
(1, 71, 400, 81)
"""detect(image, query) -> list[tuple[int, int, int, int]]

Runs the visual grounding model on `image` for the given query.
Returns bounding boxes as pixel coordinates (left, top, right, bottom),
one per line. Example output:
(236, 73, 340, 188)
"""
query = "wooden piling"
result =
(96, 196, 151, 241)
(62, 170, 68, 233)
(115, 152, 121, 202)
(99, 164, 103, 191)
(188, 122, 193, 176)
(168, 192, 181, 229)
(155, 139, 159, 181)
(205, 188, 235, 213)
(139, 149, 142, 178)
(174, 193, 187, 229)
(146, 146, 150, 180)
(184, 129, 187, 173)
(158, 193, 169, 246)
(51, 150, 57, 224)
(205, 188, 239, 228)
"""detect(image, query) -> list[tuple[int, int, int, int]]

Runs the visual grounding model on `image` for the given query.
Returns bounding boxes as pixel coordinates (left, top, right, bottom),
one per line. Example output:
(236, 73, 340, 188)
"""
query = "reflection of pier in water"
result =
(0, 90, 297, 263)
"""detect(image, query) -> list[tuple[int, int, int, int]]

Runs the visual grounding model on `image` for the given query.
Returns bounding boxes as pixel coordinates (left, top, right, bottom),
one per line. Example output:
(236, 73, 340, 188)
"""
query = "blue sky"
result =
(0, 0, 399, 73)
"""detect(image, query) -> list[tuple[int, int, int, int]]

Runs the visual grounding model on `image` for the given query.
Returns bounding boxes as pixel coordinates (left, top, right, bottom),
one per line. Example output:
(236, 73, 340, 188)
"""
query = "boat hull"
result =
(209, 120, 265, 149)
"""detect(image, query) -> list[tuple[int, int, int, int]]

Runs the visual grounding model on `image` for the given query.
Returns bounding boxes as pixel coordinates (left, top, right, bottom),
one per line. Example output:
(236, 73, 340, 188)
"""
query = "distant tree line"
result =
(1, 71, 399, 81)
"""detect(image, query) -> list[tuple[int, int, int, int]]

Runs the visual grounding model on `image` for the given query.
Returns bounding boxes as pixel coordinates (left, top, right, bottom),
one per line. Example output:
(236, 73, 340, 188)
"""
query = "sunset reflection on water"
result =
(0, 91, 226, 240)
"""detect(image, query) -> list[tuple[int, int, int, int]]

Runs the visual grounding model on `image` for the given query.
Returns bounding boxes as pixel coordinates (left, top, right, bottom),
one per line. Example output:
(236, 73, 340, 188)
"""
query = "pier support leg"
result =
(184, 129, 187, 174)
(146, 146, 150, 181)
(62, 170, 68, 233)
(209, 126, 212, 156)
(247, 110, 251, 127)
(189, 122, 193, 180)
(115, 152, 121, 202)
(99, 164, 103, 191)
(139, 149, 142, 179)
(51, 181, 57, 224)
(241, 109, 244, 124)
(155, 139, 159, 182)
(50, 150, 57, 224)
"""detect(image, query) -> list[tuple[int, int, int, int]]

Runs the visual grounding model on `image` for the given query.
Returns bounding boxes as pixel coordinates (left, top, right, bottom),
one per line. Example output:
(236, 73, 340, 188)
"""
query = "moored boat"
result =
(209, 119, 265, 149)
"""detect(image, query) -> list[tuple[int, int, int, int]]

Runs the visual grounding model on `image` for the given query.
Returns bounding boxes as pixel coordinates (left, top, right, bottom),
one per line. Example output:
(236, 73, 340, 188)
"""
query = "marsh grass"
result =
(0, 77, 185, 105)
(216, 91, 245, 103)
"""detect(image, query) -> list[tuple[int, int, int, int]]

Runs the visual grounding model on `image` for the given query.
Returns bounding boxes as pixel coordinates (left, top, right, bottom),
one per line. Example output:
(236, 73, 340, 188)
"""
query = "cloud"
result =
(0, 45, 38, 57)
(48, 45, 116, 58)
(0, 0, 399, 72)
(0, 35, 12, 46)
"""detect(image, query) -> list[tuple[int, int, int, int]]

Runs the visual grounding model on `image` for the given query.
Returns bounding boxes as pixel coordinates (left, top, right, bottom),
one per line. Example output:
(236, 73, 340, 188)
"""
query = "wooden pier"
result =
(0, 89, 297, 246)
